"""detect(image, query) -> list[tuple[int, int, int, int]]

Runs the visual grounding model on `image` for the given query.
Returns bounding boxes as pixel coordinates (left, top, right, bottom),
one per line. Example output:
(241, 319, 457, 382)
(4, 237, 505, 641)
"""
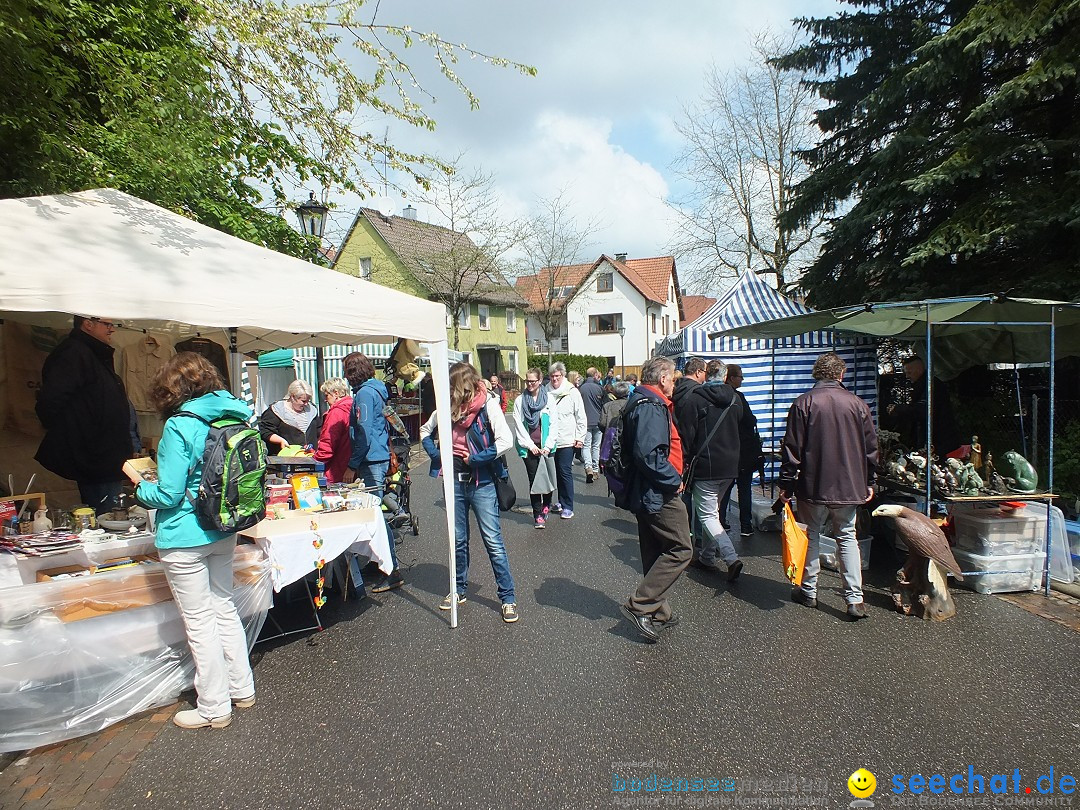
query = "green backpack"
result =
(175, 413, 268, 532)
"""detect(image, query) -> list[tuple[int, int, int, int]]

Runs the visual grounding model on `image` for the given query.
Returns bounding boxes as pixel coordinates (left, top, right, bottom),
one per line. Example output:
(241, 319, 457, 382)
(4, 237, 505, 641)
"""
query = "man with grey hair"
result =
(682, 359, 743, 579)
(618, 356, 693, 643)
(779, 351, 878, 620)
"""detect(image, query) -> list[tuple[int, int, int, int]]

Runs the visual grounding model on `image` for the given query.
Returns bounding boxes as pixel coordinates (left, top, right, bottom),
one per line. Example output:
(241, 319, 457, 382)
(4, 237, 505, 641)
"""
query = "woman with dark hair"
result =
(510, 367, 557, 529)
(122, 352, 256, 729)
(420, 362, 519, 622)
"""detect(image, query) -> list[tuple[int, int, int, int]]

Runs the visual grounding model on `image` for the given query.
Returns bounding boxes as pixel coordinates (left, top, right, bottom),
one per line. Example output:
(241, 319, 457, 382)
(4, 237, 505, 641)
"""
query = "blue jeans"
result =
(453, 479, 515, 604)
(553, 447, 576, 512)
(719, 469, 754, 533)
(582, 427, 603, 472)
(348, 460, 399, 593)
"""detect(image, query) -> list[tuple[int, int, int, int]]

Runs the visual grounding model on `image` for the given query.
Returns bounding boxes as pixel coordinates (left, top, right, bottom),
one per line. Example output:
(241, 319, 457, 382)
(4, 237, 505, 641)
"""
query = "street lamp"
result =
(296, 191, 329, 239)
(618, 325, 626, 378)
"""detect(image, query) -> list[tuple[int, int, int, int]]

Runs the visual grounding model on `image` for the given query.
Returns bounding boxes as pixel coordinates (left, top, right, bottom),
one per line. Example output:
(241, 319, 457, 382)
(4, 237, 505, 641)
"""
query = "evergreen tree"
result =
(779, 0, 1080, 306)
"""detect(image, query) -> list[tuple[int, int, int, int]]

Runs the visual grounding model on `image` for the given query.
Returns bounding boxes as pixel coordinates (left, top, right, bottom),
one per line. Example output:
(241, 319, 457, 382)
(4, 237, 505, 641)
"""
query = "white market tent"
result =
(0, 188, 465, 624)
(657, 272, 878, 466)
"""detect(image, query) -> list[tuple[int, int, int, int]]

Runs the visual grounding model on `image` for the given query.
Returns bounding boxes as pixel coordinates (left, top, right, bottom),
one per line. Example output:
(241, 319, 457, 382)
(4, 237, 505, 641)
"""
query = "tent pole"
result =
(770, 339, 776, 497)
(426, 341, 460, 627)
(1045, 309, 1057, 596)
(924, 306, 932, 516)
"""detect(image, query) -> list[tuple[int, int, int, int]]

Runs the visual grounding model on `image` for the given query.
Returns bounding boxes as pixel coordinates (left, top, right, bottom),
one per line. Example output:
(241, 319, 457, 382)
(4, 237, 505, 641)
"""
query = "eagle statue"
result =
(872, 504, 964, 621)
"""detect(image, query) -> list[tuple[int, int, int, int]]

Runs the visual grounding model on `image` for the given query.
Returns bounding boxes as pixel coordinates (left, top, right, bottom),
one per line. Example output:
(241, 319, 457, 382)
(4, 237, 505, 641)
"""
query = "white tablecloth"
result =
(250, 514, 392, 592)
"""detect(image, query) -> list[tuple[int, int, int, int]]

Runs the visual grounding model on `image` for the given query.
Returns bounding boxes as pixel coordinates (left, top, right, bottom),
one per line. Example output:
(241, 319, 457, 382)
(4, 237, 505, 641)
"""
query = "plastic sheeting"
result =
(0, 540, 271, 752)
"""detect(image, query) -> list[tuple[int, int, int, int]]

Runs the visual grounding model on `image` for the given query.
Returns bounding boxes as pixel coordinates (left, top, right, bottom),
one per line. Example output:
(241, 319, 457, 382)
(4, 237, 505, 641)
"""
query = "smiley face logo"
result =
(848, 768, 876, 798)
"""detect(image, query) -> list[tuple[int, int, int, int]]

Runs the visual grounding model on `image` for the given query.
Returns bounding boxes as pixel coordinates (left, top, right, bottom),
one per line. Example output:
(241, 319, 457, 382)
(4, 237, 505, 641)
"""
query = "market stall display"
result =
(0, 532, 271, 752)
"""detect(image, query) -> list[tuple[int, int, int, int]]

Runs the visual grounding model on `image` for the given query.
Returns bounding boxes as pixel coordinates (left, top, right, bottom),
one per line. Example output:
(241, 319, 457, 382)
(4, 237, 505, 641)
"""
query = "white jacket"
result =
(510, 392, 557, 455)
(547, 382, 586, 448)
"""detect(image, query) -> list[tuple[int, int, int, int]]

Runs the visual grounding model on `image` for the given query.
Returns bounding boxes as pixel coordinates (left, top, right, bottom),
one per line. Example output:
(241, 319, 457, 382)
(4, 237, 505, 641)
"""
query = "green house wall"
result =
(335, 217, 528, 376)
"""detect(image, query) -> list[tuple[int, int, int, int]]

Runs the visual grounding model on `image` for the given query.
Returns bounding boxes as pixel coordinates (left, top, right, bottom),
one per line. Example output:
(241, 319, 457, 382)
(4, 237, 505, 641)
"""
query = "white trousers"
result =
(160, 535, 254, 719)
(797, 502, 863, 604)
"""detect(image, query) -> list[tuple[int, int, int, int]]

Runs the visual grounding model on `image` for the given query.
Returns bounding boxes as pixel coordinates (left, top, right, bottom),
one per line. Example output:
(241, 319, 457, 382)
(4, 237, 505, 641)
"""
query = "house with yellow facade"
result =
(334, 206, 528, 380)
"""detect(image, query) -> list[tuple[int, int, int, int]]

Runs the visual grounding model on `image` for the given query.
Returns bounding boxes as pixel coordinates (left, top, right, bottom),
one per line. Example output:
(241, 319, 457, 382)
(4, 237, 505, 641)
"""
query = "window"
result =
(651, 313, 657, 333)
(554, 285, 575, 299)
(478, 304, 490, 330)
(508, 350, 518, 374)
(597, 273, 613, 292)
(506, 308, 516, 332)
(458, 306, 471, 329)
(358, 257, 372, 280)
(589, 313, 623, 334)
(669, 284, 675, 302)
(663, 314, 670, 335)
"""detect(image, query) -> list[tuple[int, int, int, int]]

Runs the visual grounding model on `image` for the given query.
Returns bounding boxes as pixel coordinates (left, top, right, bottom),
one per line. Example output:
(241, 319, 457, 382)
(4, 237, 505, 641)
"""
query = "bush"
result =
(525, 353, 609, 378)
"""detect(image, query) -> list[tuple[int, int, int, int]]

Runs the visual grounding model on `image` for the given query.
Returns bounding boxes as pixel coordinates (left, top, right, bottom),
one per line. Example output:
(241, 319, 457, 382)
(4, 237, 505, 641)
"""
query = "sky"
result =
(314, 0, 842, 293)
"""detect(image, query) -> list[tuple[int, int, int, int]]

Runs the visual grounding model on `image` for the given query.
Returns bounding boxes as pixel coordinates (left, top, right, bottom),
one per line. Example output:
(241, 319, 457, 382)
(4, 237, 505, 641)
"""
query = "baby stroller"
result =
(382, 417, 419, 542)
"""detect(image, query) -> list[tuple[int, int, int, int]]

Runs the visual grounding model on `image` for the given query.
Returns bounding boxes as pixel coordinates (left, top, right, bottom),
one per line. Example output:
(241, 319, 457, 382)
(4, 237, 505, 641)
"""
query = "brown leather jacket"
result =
(779, 380, 878, 505)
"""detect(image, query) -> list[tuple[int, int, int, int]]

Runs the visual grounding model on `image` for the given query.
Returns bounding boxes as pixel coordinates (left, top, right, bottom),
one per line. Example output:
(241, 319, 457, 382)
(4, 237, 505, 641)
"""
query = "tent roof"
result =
(721, 295, 1080, 378)
(0, 189, 447, 352)
(656, 272, 820, 356)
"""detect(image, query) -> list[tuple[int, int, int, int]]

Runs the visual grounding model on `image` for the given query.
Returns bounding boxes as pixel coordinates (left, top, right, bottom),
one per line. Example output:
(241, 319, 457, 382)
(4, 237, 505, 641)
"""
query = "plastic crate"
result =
(953, 548, 1045, 594)
(951, 508, 1047, 556)
(819, 535, 872, 571)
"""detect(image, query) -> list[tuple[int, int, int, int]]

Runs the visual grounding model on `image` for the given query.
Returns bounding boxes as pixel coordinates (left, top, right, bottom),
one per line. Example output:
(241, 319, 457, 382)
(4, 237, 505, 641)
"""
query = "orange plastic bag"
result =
(780, 502, 808, 586)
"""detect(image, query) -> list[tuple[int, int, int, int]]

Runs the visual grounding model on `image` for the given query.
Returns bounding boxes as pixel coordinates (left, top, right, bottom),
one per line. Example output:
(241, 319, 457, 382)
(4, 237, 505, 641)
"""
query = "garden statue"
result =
(982, 453, 1008, 494)
(969, 435, 982, 471)
(1001, 450, 1038, 493)
(873, 504, 963, 621)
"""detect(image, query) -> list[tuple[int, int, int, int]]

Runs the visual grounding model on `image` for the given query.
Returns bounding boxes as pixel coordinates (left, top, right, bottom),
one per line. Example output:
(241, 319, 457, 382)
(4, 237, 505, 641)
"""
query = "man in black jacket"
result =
(718, 364, 763, 538)
(683, 360, 744, 580)
(619, 356, 692, 643)
(36, 316, 134, 513)
(671, 357, 705, 438)
(779, 352, 878, 620)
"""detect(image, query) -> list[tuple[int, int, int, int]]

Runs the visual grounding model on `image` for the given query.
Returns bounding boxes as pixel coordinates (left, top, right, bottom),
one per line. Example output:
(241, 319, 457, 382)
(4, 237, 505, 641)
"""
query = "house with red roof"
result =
(514, 253, 683, 369)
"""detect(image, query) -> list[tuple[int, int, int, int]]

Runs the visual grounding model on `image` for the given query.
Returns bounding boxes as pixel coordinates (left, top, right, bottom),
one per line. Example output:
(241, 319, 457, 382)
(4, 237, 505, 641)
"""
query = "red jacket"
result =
(314, 396, 353, 484)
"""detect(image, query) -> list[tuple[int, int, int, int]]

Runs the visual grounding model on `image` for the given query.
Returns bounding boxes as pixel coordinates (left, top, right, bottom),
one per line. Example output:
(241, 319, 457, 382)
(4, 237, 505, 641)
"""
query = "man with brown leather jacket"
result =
(779, 352, 878, 620)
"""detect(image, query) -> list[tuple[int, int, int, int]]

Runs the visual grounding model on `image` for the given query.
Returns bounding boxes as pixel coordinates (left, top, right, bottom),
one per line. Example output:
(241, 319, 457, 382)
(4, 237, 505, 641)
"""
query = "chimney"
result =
(615, 252, 627, 262)
(403, 205, 417, 220)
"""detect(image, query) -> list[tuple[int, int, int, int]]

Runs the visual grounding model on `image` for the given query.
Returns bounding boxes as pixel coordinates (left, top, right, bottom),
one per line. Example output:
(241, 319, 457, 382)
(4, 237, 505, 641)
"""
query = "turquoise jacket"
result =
(136, 391, 255, 550)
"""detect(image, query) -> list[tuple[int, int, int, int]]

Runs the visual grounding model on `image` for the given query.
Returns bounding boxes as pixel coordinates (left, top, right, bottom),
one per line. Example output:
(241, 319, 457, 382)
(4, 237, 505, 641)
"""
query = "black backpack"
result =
(175, 412, 268, 532)
(600, 398, 652, 510)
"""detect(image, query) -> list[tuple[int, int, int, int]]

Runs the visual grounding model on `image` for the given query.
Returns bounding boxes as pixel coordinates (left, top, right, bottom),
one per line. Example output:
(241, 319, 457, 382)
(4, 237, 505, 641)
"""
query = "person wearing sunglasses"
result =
(35, 315, 134, 514)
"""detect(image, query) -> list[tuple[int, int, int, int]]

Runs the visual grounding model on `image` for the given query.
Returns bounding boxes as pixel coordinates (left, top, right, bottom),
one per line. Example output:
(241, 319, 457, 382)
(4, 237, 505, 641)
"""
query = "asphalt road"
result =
(108, 447, 1080, 810)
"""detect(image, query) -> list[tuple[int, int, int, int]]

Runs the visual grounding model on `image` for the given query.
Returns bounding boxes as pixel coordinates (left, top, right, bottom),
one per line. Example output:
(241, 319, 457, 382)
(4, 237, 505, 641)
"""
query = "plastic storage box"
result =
(953, 548, 1045, 594)
(819, 535, 872, 571)
(951, 508, 1047, 556)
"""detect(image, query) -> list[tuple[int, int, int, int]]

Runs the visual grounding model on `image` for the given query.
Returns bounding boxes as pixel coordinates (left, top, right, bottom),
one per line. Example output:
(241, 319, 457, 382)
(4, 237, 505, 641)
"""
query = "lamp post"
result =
(296, 191, 329, 239)
(294, 190, 330, 403)
(618, 325, 626, 379)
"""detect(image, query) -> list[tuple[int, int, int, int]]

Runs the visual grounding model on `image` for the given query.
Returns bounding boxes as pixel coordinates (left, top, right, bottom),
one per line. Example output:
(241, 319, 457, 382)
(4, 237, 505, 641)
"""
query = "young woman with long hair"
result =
(420, 362, 519, 622)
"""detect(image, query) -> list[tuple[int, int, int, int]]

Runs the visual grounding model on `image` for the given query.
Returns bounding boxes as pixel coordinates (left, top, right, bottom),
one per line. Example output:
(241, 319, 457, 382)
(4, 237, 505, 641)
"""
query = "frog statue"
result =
(1001, 450, 1038, 493)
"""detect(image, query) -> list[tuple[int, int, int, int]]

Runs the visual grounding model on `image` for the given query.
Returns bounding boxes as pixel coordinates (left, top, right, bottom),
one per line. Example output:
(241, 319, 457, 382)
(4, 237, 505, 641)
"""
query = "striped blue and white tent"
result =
(657, 273, 878, 465)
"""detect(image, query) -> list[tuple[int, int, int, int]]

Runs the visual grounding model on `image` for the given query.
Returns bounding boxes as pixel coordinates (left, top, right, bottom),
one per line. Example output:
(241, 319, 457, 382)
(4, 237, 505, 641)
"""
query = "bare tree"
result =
(672, 32, 824, 295)
(515, 191, 598, 363)
(396, 158, 523, 350)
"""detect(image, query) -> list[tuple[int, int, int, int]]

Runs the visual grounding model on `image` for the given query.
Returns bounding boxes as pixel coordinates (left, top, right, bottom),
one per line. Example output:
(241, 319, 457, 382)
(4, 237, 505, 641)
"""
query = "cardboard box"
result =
(241, 507, 381, 539)
(38, 555, 172, 622)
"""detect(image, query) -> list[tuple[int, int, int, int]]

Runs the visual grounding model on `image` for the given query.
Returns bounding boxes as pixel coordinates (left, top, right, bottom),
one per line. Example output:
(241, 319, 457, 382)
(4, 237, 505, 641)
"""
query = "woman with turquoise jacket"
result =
(510, 367, 558, 529)
(123, 352, 256, 730)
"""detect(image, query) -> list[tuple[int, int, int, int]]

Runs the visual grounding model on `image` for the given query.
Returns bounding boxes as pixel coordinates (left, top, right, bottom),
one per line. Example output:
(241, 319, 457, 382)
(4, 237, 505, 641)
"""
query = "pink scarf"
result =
(452, 385, 488, 459)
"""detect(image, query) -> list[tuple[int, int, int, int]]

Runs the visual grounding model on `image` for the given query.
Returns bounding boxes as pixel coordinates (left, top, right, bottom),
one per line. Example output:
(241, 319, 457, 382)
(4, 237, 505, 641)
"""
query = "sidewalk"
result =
(0, 704, 175, 809)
